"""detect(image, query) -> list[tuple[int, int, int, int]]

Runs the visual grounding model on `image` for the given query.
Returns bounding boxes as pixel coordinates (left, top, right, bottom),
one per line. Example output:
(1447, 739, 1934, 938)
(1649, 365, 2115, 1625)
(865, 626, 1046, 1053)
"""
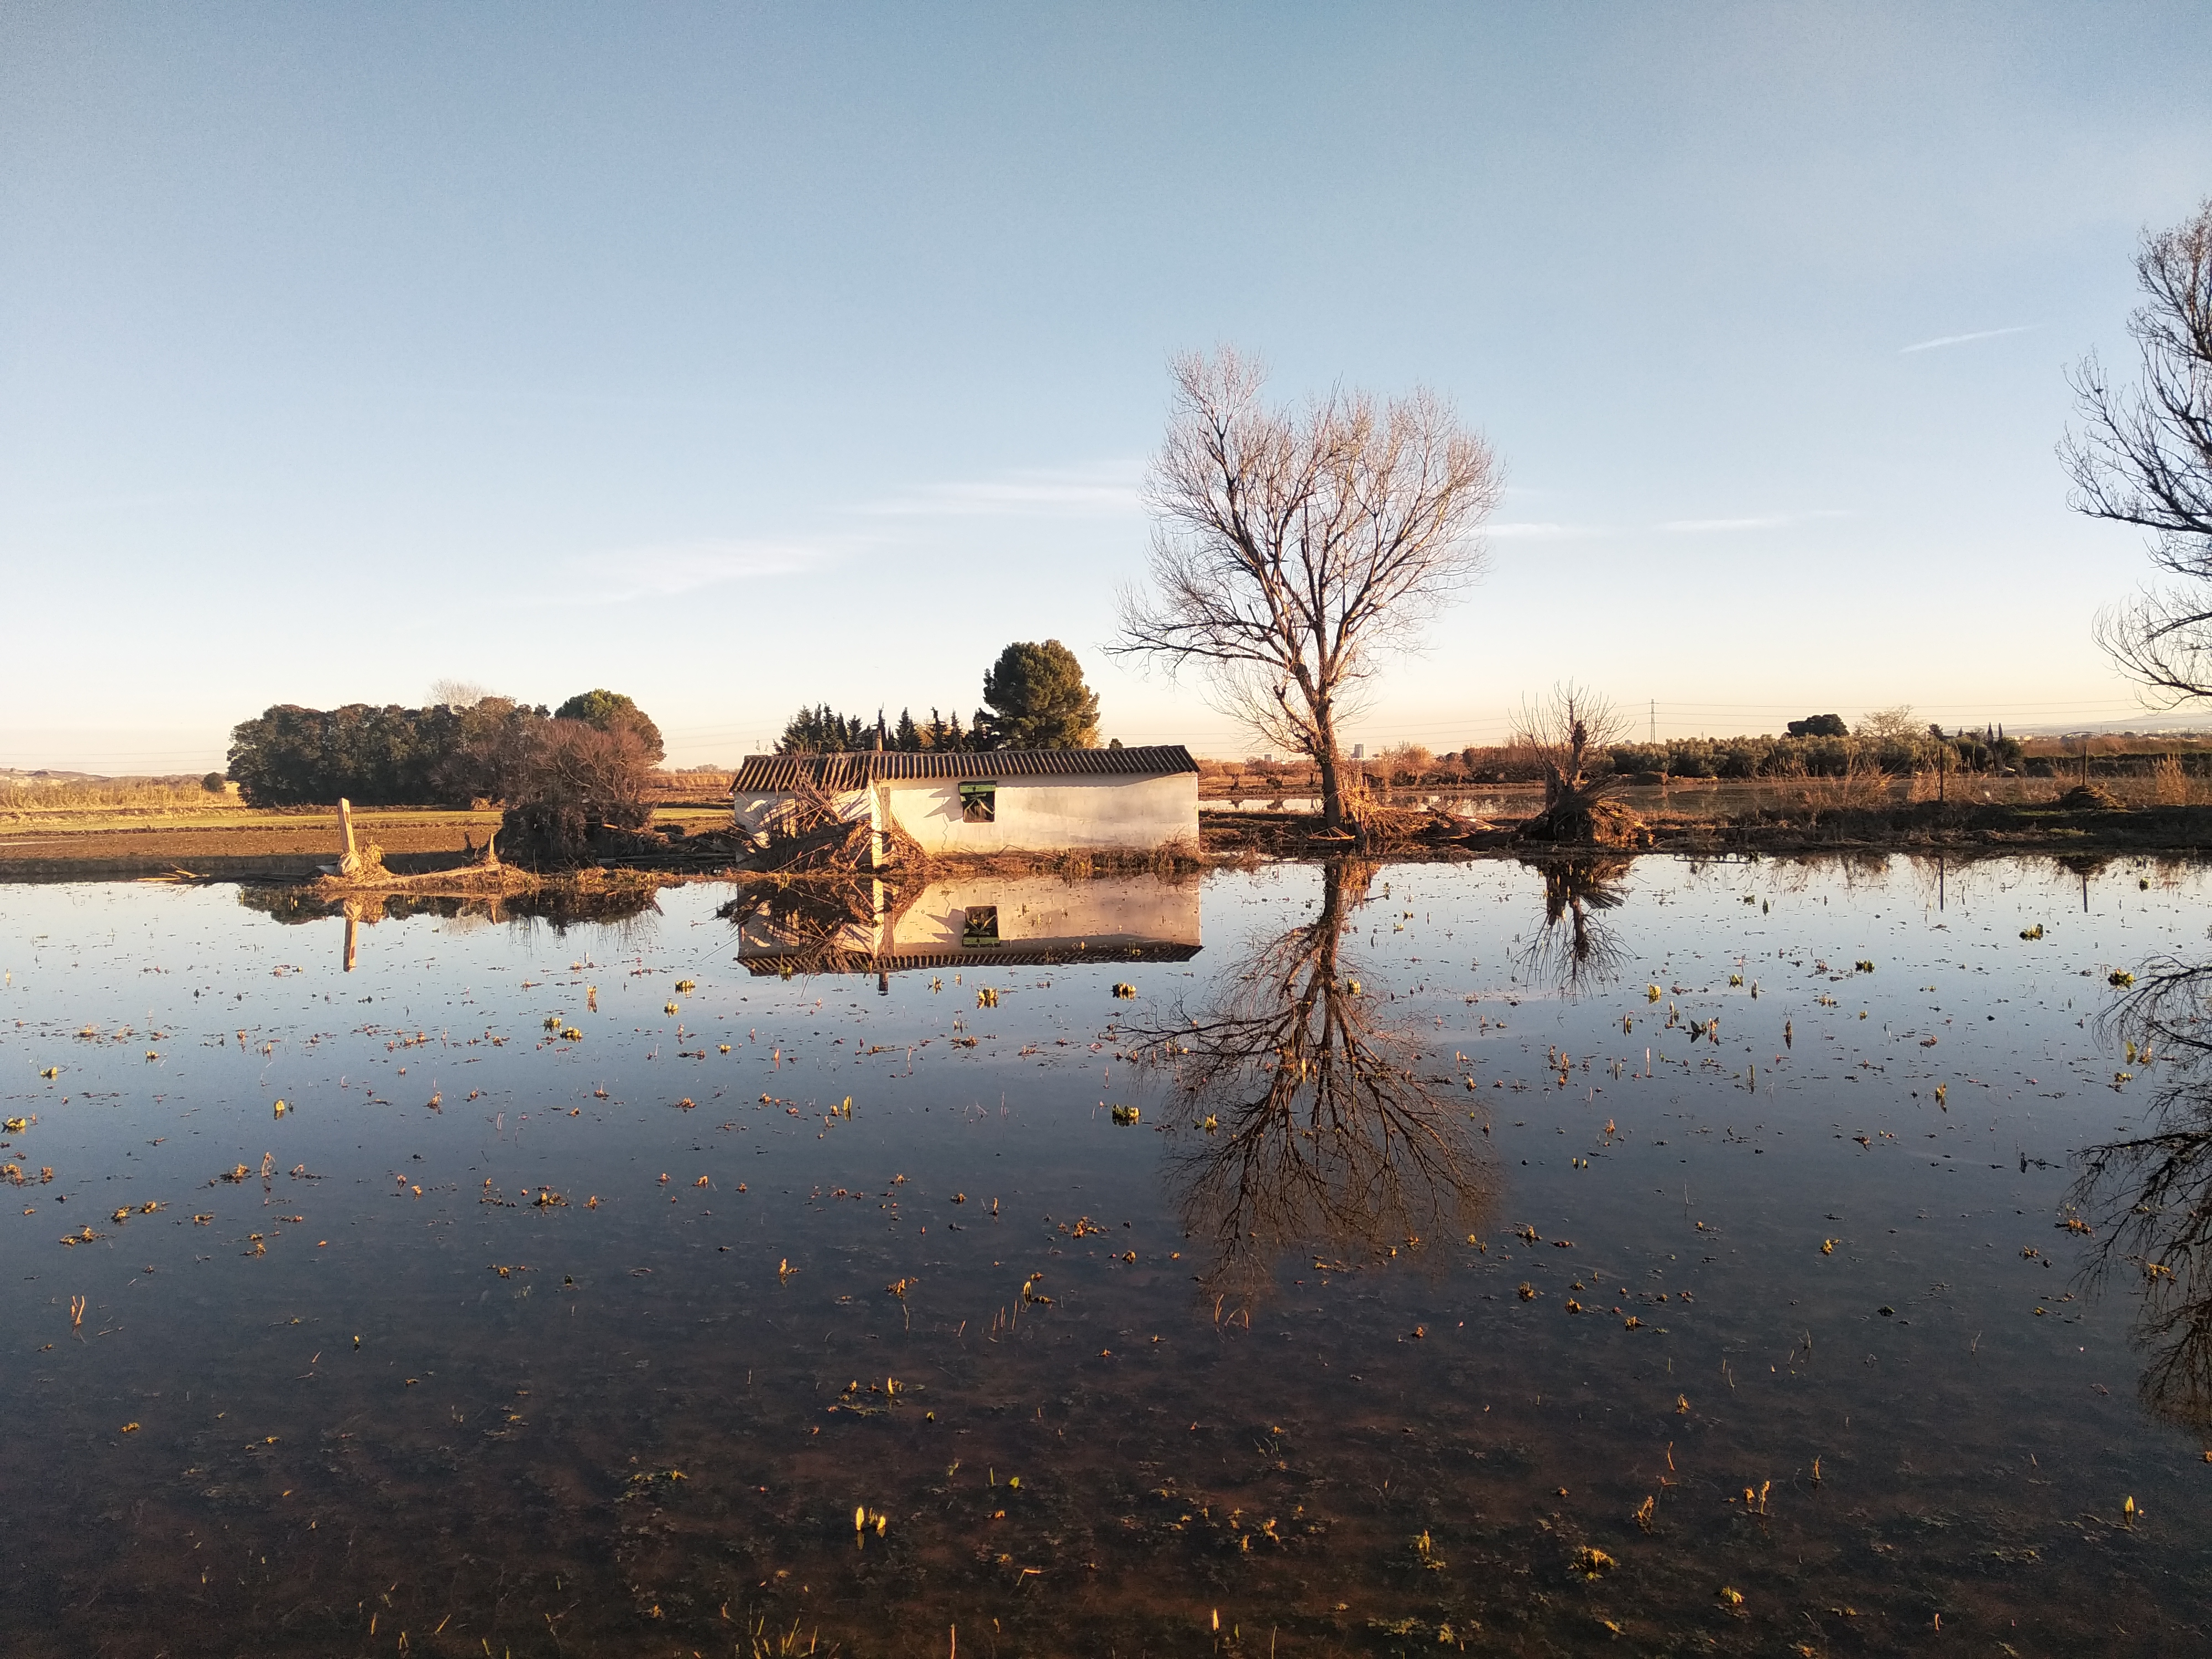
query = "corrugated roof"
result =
(731, 744, 1198, 792)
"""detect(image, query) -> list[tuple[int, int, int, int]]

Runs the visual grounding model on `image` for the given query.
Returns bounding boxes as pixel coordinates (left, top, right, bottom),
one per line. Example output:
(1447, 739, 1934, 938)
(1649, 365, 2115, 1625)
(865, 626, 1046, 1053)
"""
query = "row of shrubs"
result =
(1602, 733, 2023, 780)
(1203, 734, 2029, 789)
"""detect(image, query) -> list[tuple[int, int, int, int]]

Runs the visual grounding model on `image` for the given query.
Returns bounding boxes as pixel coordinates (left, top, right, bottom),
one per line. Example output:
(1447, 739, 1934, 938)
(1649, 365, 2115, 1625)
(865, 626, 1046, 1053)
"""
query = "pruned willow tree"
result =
(2069, 199, 2212, 702)
(1114, 349, 1503, 830)
(1511, 680, 1641, 844)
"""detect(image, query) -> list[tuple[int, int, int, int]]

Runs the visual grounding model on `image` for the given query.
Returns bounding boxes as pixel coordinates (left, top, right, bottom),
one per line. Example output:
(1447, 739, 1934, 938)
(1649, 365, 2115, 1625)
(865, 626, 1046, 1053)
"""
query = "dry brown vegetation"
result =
(0, 775, 233, 815)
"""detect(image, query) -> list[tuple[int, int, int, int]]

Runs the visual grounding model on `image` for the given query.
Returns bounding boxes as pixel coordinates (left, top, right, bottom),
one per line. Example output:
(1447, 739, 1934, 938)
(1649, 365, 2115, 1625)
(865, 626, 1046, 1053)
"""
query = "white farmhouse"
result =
(731, 745, 1199, 863)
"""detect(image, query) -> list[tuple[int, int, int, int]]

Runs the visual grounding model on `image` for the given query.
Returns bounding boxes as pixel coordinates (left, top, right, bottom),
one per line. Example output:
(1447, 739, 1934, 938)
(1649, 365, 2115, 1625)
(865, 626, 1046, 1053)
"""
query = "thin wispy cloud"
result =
(1485, 520, 1603, 540)
(1900, 324, 2038, 354)
(856, 465, 1144, 519)
(1660, 514, 1794, 533)
(532, 538, 851, 603)
(1658, 510, 1848, 534)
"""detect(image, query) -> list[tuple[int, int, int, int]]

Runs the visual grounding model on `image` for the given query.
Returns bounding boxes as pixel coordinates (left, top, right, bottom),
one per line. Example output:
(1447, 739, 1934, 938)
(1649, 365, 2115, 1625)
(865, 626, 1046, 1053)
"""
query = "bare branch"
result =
(1114, 349, 1502, 827)
(2073, 200, 2212, 700)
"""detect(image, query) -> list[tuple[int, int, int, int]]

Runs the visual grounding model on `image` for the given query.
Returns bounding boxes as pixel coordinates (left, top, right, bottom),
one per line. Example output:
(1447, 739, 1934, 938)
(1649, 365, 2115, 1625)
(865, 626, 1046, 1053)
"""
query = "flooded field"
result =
(4, 855, 2210, 1656)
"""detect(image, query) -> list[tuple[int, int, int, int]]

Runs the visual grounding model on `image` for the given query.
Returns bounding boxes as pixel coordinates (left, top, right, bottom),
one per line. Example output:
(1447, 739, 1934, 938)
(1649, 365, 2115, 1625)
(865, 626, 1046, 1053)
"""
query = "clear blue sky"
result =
(5, 3, 2209, 771)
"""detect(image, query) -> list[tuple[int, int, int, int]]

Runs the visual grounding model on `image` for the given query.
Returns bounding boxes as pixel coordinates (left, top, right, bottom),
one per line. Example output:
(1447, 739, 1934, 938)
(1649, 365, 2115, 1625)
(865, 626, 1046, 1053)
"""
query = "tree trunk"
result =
(1314, 711, 1344, 831)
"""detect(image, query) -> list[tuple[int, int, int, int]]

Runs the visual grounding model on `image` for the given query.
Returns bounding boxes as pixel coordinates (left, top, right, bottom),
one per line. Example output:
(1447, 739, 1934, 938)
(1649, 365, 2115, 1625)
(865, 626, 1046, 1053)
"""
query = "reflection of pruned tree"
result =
(2073, 958, 2212, 1435)
(1515, 857, 1629, 992)
(1125, 859, 1495, 1317)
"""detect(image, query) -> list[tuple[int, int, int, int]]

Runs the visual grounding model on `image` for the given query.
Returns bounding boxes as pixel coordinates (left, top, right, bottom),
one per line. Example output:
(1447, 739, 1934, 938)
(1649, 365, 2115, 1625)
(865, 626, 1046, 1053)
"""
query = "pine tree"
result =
(973, 640, 1101, 749)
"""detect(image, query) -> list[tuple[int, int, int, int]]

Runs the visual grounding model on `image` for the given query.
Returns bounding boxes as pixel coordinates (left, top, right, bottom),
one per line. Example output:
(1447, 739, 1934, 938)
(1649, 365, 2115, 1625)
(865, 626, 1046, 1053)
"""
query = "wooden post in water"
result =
(337, 797, 359, 877)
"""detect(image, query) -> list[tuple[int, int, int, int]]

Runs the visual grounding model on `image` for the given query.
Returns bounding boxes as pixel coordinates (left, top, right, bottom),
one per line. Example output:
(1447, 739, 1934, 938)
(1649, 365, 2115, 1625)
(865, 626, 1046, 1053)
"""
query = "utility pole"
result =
(1649, 699, 1656, 744)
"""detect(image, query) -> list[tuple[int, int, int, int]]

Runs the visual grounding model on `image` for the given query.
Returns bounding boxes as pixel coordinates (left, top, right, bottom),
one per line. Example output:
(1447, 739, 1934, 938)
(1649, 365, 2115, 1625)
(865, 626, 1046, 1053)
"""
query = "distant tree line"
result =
(1202, 712, 2034, 792)
(773, 640, 1102, 755)
(226, 690, 664, 807)
(1603, 729, 2020, 781)
(777, 705, 978, 755)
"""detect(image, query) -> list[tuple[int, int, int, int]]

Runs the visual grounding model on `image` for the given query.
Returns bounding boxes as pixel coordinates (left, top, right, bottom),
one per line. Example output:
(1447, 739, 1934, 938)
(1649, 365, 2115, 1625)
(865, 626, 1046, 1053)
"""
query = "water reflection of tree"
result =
(717, 878, 926, 978)
(1514, 857, 1629, 991)
(1128, 859, 1495, 1316)
(2075, 958, 2212, 1436)
(238, 885, 663, 929)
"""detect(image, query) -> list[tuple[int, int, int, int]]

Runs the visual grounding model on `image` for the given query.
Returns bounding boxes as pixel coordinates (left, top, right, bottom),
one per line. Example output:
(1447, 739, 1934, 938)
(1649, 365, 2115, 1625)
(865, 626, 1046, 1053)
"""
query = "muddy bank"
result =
(1201, 800, 2212, 859)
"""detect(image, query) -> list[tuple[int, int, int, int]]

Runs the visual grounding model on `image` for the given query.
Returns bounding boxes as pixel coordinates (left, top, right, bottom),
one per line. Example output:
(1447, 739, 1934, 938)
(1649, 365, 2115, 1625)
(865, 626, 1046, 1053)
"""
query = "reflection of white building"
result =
(731, 746, 1199, 863)
(734, 873, 1202, 975)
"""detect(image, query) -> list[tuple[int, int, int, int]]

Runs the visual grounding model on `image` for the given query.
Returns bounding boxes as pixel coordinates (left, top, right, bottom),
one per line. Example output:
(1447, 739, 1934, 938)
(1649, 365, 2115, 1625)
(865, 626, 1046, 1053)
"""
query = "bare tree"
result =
(1511, 681, 1645, 843)
(429, 679, 494, 709)
(495, 722, 655, 869)
(2068, 200, 2212, 703)
(1856, 705, 1922, 745)
(1511, 680, 1627, 783)
(1114, 349, 1503, 830)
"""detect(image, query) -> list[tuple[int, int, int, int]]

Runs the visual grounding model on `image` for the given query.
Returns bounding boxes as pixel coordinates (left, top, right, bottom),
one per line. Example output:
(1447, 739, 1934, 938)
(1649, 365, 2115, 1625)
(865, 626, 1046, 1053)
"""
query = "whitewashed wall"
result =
(879, 773, 1197, 855)
(884, 873, 1201, 953)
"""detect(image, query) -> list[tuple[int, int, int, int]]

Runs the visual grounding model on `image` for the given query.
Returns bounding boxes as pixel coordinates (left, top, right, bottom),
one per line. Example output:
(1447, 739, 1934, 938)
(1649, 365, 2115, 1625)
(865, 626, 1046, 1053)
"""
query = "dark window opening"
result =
(962, 905, 1001, 946)
(959, 780, 997, 823)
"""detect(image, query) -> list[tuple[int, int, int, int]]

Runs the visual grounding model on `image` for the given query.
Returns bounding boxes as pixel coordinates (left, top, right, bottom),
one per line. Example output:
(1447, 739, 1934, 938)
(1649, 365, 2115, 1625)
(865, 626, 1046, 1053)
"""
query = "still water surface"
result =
(2, 856, 2208, 1655)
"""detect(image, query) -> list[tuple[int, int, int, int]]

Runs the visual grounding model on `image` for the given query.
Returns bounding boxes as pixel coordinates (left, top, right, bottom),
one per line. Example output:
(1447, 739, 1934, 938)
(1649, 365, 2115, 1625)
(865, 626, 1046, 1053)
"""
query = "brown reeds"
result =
(0, 775, 233, 815)
(2151, 753, 2198, 806)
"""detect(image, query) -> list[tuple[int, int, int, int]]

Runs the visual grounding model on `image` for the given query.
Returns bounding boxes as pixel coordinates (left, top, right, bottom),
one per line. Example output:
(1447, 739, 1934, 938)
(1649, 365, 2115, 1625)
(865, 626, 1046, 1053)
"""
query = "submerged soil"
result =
(3, 856, 2211, 1655)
